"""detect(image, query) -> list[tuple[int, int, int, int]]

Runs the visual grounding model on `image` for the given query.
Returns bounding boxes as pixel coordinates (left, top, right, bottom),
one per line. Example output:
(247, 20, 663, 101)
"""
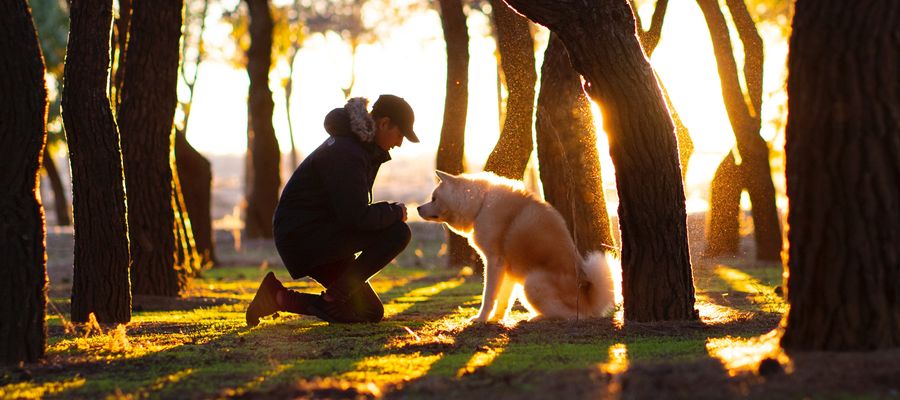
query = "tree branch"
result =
(724, 0, 763, 116)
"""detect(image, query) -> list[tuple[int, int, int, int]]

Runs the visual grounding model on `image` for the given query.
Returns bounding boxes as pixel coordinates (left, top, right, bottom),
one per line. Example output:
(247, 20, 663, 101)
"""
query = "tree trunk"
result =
(780, 0, 900, 351)
(118, 0, 185, 296)
(0, 0, 49, 364)
(483, 0, 536, 180)
(42, 150, 71, 226)
(503, 0, 696, 322)
(697, 0, 782, 261)
(704, 152, 741, 256)
(436, 0, 478, 269)
(175, 130, 217, 267)
(536, 34, 614, 255)
(243, 0, 281, 239)
(109, 0, 130, 109)
(62, 0, 131, 324)
(171, 161, 203, 278)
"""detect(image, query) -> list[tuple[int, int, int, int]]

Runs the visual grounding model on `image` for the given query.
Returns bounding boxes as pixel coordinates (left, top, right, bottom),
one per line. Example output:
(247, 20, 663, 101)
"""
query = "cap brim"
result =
(404, 129, 420, 143)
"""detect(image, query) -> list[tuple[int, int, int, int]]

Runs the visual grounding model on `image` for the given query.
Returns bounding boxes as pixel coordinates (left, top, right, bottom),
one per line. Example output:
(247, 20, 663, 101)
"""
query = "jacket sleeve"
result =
(318, 148, 401, 231)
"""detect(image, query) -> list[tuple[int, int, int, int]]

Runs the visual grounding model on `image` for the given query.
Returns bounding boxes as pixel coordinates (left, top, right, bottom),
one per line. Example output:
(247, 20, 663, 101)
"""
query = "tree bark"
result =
(175, 130, 216, 267)
(697, 0, 782, 261)
(243, 0, 281, 239)
(42, 150, 71, 226)
(109, 0, 131, 109)
(118, 0, 185, 297)
(536, 34, 614, 255)
(436, 0, 478, 269)
(780, 0, 900, 351)
(0, 0, 49, 364)
(704, 152, 741, 256)
(62, 0, 131, 324)
(503, 0, 696, 322)
(483, 0, 536, 180)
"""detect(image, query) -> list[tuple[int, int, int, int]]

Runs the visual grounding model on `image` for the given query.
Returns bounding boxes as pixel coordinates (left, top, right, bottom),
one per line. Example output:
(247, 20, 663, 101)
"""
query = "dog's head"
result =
(417, 171, 483, 229)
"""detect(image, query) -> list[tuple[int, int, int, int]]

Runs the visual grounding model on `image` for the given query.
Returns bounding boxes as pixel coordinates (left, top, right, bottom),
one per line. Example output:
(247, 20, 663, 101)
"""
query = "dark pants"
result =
(279, 221, 411, 322)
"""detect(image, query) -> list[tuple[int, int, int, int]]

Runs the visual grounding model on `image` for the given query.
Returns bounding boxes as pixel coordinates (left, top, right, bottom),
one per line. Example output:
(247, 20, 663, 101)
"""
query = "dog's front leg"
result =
(471, 257, 504, 323)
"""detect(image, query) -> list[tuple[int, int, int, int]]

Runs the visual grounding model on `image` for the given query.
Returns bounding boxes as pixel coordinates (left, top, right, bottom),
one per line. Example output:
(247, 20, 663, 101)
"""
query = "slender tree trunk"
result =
(244, 0, 281, 239)
(175, 130, 216, 267)
(697, 0, 782, 261)
(109, 0, 130, 109)
(42, 150, 71, 226)
(504, 0, 696, 322)
(171, 162, 203, 278)
(118, 0, 185, 296)
(436, 0, 478, 269)
(285, 48, 299, 169)
(483, 0, 536, 180)
(536, 34, 614, 255)
(62, 0, 131, 324)
(780, 0, 900, 351)
(704, 151, 741, 256)
(0, 0, 49, 364)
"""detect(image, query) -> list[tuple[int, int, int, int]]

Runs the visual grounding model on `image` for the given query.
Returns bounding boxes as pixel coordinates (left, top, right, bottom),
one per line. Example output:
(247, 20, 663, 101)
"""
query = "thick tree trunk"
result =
(780, 0, 900, 351)
(0, 0, 49, 364)
(243, 0, 281, 239)
(436, 0, 478, 269)
(175, 130, 216, 267)
(62, 0, 132, 323)
(118, 0, 185, 297)
(483, 0, 536, 180)
(697, 0, 782, 261)
(42, 150, 71, 226)
(536, 34, 614, 255)
(504, 0, 696, 322)
(704, 152, 741, 256)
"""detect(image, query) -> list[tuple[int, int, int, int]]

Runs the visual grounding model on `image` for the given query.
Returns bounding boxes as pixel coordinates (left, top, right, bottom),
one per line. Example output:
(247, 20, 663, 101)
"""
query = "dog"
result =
(417, 171, 615, 322)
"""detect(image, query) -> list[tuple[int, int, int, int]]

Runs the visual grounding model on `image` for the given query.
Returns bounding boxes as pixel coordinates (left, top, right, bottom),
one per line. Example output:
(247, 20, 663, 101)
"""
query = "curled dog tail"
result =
(581, 252, 617, 317)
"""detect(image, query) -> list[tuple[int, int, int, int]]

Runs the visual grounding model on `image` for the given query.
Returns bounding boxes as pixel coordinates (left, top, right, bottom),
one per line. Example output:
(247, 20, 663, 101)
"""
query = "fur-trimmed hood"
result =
(323, 97, 375, 142)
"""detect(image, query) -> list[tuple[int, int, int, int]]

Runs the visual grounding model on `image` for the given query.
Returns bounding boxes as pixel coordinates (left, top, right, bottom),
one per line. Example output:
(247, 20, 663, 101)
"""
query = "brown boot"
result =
(246, 272, 285, 327)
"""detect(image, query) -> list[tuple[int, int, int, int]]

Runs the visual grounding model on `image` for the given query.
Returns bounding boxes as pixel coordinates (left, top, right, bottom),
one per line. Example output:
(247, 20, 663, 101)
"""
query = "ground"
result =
(3, 222, 900, 399)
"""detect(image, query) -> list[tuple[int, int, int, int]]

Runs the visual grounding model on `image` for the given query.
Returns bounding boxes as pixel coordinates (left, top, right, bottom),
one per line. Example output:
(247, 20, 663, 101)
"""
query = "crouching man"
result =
(246, 95, 419, 326)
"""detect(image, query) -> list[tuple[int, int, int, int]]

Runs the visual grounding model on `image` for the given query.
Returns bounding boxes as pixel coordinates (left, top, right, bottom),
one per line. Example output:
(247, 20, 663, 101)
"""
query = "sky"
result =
(181, 0, 789, 211)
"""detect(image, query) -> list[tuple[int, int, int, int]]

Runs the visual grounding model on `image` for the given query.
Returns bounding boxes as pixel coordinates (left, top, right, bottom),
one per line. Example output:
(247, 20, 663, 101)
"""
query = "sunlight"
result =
(598, 343, 629, 375)
(126, 369, 196, 398)
(694, 294, 754, 325)
(383, 278, 465, 318)
(0, 377, 86, 399)
(219, 362, 293, 397)
(715, 265, 787, 313)
(706, 330, 791, 376)
(343, 353, 443, 384)
(457, 336, 510, 377)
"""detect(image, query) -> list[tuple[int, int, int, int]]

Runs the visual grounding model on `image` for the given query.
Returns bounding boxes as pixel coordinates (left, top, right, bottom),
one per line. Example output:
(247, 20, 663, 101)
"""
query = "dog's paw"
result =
(469, 314, 489, 324)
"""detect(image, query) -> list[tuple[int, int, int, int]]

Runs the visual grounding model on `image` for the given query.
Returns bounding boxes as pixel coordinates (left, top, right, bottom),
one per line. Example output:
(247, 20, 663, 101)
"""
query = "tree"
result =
(482, 0, 536, 180)
(32, 0, 72, 226)
(0, 0, 49, 364)
(244, 0, 281, 240)
(697, 0, 782, 261)
(535, 34, 614, 254)
(503, 0, 696, 321)
(118, 0, 186, 296)
(780, 0, 900, 351)
(177, 0, 216, 268)
(63, 0, 131, 324)
(435, 0, 479, 269)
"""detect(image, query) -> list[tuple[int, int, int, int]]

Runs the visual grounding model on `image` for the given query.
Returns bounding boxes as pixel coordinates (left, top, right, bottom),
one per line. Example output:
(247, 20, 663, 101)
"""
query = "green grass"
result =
(4, 245, 894, 399)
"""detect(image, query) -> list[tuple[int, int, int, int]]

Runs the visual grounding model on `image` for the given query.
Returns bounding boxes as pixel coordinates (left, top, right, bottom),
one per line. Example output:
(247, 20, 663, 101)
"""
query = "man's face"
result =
(374, 117, 404, 151)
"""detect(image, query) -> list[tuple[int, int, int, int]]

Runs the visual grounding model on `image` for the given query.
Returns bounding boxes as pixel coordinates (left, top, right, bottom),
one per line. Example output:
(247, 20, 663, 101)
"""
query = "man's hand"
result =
(394, 202, 408, 222)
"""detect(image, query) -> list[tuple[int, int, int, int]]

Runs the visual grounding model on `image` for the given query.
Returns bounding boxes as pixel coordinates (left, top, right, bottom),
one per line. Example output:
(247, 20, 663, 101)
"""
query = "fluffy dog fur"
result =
(417, 171, 615, 322)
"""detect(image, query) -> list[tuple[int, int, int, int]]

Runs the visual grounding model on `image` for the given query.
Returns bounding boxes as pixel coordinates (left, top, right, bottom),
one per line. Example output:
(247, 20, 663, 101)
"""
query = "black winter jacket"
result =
(273, 107, 404, 278)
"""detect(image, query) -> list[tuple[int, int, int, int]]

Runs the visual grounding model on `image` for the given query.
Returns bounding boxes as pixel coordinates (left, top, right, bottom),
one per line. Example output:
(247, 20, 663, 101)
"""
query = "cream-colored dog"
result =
(417, 171, 615, 322)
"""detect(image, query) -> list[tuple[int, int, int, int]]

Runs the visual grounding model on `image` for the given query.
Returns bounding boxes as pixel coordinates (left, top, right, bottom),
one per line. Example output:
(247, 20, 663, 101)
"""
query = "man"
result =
(246, 95, 419, 327)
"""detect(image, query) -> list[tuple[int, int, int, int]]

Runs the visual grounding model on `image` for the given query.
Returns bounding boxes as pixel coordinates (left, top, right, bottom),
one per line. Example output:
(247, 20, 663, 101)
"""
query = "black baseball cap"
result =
(371, 94, 419, 143)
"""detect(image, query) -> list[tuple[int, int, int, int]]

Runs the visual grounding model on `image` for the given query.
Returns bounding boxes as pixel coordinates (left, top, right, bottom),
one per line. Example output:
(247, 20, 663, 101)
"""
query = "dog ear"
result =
(435, 170, 454, 183)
